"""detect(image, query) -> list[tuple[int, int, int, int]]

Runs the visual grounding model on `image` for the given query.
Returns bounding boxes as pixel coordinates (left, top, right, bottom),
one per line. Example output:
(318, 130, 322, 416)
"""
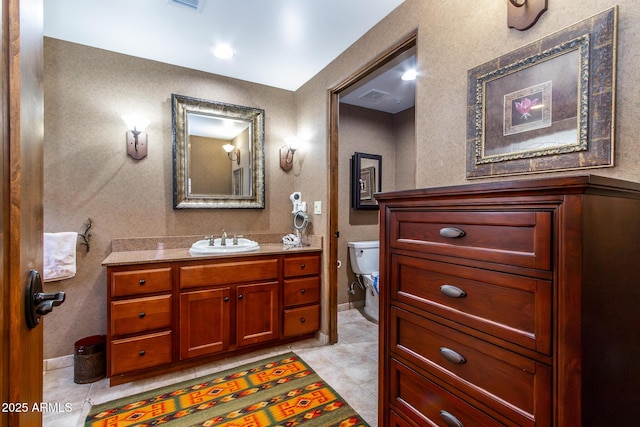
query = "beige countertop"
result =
(102, 242, 322, 267)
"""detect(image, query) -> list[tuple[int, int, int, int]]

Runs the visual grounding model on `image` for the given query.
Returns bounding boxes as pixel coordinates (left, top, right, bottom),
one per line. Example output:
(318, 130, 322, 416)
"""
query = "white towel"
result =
(43, 232, 78, 282)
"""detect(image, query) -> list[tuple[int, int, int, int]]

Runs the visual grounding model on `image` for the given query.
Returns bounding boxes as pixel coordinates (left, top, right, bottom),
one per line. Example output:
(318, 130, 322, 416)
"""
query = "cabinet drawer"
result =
(390, 210, 551, 270)
(180, 258, 278, 289)
(111, 267, 172, 297)
(391, 307, 551, 425)
(392, 255, 551, 354)
(283, 277, 320, 307)
(284, 254, 320, 277)
(110, 331, 172, 376)
(390, 359, 510, 426)
(283, 304, 319, 337)
(111, 295, 172, 336)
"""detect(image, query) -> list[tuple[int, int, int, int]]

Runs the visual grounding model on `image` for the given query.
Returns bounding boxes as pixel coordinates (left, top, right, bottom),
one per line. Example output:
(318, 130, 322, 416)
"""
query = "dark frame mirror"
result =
(351, 152, 382, 210)
(172, 94, 265, 209)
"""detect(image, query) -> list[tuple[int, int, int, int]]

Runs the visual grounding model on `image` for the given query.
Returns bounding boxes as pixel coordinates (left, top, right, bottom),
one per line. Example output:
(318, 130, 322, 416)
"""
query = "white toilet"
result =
(347, 240, 380, 322)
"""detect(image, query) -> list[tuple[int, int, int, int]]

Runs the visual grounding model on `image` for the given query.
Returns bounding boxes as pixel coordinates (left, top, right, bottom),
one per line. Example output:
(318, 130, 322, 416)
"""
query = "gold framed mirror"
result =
(172, 94, 265, 208)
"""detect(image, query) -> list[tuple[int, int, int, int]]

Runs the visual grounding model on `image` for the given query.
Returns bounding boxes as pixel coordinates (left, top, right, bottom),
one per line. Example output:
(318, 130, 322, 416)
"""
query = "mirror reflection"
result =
(172, 94, 265, 209)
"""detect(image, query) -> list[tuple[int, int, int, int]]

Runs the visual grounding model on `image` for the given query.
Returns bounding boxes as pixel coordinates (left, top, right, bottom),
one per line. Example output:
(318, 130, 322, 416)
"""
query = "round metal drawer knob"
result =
(139, 312, 146, 318)
(300, 318, 306, 323)
(139, 350, 145, 356)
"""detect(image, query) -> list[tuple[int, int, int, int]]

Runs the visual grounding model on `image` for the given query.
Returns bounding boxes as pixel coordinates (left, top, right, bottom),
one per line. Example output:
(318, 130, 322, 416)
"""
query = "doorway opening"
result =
(327, 33, 417, 343)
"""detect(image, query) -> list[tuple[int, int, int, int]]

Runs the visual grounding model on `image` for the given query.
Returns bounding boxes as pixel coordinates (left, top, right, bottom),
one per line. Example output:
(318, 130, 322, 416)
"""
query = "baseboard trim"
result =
(44, 354, 73, 371)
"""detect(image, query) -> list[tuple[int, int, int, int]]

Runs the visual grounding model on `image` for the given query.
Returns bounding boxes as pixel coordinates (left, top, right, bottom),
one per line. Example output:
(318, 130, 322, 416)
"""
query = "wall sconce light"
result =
(122, 115, 149, 160)
(223, 144, 241, 165)
(279, 137, 299, 171)
(507, 0, 547, 31)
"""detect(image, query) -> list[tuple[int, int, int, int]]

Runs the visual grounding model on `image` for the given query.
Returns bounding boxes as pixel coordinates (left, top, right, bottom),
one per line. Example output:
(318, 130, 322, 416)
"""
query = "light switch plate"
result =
(314, 201, 322, 214)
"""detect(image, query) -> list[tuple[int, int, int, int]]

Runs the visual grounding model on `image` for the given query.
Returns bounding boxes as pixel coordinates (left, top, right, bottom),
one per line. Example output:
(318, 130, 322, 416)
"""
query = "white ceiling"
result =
(43, 0, 406, 92)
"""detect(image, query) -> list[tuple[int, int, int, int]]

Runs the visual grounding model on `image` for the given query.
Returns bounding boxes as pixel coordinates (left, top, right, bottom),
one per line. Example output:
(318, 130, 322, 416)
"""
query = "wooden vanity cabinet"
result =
(178, 257, 280, 359)
(107, 265, 173, 377)
(282, 254, 321, 337)
(376, 176, 640, 426)
(106, 251, 321, 385)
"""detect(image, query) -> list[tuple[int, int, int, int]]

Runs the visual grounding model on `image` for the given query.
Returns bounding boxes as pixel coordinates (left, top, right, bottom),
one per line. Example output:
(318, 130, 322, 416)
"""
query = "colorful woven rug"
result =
(85, 352, 370, 427)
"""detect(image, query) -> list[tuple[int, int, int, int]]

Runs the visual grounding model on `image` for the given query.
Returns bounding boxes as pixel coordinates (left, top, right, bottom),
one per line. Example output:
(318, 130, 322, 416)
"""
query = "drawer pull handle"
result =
(439, 410, 464, 427)
(439, 347, 466, 364)
(139, 350, 145, 356)
(139, 279, 146, 285)
(300, 263, 306, 269)
(440, 285, 467, 298)
(238, 294, 243, 300)
(300, 317, 306, 323)
(224, 296, 229, 302)
(300, 289, 306, 294)
(439, 227, 466, 238)
(138, 312, 146, 318)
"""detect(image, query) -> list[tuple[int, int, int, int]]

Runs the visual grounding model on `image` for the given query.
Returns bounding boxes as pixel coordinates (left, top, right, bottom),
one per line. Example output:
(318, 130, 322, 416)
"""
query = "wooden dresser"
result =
(375, 175, 640, 426)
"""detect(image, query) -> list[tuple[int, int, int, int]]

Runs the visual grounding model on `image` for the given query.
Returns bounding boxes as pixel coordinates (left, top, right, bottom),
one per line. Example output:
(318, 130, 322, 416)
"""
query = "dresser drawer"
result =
(179, 258, 278, 289)
(283, 277, 320, 307)
(390, 210, 551, 270)
(391, 307, 551, 425)
(392, 255, 551, 354)
(111, 267, 172, 297)
(283, 254, 320, 277)
(111, 295, 172, 336)
(110, 331, 172, 376)
(390, 359, 509, 426)
(283, 304, 320, 337)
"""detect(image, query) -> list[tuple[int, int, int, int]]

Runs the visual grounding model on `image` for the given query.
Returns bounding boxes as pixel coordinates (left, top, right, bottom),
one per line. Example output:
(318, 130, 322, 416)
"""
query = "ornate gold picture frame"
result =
(466, 7, 617, 178)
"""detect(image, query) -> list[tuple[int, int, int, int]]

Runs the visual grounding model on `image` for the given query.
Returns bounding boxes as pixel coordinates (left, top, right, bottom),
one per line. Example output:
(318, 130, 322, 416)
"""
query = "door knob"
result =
(25, 270, 66, 329)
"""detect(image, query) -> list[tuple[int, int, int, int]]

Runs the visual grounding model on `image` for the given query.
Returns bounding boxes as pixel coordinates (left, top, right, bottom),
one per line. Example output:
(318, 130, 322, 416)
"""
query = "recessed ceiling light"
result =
(401, 69, 417, 81)
(212, 44, 234, 59)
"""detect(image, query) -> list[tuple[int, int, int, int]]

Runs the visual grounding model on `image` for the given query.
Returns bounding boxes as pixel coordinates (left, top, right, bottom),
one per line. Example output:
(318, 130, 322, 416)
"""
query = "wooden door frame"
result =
(327, 32, 416, 343)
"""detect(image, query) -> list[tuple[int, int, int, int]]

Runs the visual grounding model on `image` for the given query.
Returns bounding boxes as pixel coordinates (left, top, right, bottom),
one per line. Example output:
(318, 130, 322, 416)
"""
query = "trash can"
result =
(74, 335, 106, 384)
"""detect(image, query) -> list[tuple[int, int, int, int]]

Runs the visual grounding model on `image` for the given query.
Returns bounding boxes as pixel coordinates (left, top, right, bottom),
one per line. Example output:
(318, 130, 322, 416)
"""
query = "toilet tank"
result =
(347, 240, 380, 275)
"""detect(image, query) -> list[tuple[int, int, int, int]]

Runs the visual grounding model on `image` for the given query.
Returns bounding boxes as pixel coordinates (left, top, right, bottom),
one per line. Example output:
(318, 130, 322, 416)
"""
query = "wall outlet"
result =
(314, 201, 322, 214)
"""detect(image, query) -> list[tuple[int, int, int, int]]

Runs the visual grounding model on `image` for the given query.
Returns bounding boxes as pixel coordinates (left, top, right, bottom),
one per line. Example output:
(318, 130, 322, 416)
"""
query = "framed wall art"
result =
(351, 152, 382, 210)
(466, 7, 617, 178)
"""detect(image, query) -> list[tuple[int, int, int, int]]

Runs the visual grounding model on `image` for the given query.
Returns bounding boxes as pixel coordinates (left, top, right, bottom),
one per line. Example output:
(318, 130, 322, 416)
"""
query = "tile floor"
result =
(43, 308, 379, 426)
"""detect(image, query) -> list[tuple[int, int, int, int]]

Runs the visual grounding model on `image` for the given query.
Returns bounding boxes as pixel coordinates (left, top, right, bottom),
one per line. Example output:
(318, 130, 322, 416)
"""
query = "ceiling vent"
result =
(359, 89, 389, 102)
(168, 0, 205, 12)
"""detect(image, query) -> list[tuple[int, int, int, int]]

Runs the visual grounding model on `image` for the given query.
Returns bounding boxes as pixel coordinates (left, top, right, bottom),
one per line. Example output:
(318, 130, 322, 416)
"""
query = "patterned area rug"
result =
(85, 352, 370, 427)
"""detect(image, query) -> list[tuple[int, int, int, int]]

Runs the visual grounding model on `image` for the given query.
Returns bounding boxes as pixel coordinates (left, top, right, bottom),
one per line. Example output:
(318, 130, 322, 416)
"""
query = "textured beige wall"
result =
(43, 39, 296, 358)
(295, 0, 640, 333)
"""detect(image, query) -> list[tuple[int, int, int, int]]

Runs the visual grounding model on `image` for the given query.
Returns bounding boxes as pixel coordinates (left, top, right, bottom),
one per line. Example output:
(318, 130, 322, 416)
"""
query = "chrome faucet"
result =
(207, 235, 215, 246)
(220, 229, 227, 246)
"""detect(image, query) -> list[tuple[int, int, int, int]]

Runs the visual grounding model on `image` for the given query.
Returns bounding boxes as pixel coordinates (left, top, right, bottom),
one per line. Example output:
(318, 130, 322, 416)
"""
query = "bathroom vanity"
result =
(103, 242, 321, 385)
(376, 175, 640, 426)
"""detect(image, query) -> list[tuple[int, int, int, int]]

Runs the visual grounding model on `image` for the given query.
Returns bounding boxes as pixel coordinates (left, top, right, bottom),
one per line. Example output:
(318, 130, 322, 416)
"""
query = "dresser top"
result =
(375, 175, 640, 203)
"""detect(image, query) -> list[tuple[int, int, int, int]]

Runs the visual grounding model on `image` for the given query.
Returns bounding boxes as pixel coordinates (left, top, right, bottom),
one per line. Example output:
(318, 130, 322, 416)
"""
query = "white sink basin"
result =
(189, 238, 260, 255)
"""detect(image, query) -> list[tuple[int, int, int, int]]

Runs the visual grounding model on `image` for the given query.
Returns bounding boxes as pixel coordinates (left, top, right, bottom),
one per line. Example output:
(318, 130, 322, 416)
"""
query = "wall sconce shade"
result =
(279, 145, 297, 171)
(122, 115, 149, 160)
(507, 0, 547, 31)
(126, 127, 148, 160)
(223, 144, 241, 165)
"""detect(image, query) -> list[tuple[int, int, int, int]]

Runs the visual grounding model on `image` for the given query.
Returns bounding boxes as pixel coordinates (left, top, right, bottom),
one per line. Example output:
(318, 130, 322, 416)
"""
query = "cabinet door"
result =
(180, 287, 231, 359)
(236, 281, 279, 346)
